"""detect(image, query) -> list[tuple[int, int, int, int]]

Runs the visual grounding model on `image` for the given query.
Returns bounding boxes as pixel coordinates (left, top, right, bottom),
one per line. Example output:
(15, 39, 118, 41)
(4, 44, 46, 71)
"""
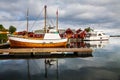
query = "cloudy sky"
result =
(0, 0, 120, 34)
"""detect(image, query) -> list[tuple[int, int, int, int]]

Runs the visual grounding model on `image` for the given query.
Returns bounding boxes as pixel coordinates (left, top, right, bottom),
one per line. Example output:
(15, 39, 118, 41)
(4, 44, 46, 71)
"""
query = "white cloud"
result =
(0, 0, 119, 33)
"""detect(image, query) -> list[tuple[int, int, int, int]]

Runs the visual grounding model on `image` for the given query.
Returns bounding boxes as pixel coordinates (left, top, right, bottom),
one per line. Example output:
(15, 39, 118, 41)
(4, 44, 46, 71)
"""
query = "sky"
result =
(0, 0, 120, 35)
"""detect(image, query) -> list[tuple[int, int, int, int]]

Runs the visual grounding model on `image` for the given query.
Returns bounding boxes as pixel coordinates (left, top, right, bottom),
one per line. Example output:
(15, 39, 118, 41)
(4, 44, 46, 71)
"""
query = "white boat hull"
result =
(84, 35, 109, 41)
(84, 31, 109, 41)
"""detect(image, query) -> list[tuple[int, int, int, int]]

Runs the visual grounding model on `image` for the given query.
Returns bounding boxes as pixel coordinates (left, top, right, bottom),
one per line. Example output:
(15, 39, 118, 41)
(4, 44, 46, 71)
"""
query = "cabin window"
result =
(98, 34, 102, 36)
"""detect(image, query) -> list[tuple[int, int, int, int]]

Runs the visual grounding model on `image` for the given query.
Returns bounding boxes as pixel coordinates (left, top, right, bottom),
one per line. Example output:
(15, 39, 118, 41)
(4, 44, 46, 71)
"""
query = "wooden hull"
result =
(9, 37, 67, 48)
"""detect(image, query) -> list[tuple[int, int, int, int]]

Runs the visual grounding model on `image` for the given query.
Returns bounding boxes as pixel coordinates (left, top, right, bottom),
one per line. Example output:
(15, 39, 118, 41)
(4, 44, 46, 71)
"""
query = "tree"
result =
(84, 27, 94, 32)
(0, 34, 8, 43)
(0, 24, 5, 31)
(9, 25, 16, 34)
(0, 24, 8, 43)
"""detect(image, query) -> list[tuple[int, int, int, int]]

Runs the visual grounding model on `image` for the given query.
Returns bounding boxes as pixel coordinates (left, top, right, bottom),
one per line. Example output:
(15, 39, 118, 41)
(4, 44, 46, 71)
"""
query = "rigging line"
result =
(50, 19, 55, 27)
(46, 13, 55, 27)
(47, 10, 55, 27)
(28, 8, 44, 31)
(46, 14, 50, 26)
(29, 0, 46, 31)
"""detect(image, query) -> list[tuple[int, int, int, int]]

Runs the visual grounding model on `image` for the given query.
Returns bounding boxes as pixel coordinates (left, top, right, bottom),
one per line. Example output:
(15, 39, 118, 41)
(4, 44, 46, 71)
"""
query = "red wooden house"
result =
(63, 28, 75, 38)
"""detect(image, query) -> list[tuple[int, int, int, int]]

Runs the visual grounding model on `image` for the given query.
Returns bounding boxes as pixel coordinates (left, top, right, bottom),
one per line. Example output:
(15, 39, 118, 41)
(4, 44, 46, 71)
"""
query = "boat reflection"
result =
(68, 40, 109, 49)
(44, 58, 59, 79)
(27, 58, 59, 80)
(85, 41, 109, 49)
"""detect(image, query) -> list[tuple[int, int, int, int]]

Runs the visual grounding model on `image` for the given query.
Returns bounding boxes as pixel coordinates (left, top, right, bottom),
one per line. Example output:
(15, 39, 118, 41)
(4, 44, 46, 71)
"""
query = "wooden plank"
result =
(0, 48, 92, 53)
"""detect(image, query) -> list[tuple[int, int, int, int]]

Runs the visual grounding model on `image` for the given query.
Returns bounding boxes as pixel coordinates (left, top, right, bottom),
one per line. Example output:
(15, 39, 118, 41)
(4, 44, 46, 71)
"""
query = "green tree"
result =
(9, 25, 16, 34)
(0, 34, 8, 43)
(0, 24, 5, 31)
(0, 24, 8, 43)
(84, 27, 94, 32)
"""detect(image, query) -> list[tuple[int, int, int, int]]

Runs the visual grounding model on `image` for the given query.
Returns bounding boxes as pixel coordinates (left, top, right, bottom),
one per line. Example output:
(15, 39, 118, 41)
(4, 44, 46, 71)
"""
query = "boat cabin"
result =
(86, 31, 106, 37)
(44, 29, 61, 39)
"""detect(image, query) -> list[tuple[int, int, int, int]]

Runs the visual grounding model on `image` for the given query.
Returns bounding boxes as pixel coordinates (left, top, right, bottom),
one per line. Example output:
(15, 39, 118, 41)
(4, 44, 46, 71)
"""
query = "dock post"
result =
(30, 52, 34, 57)
(27, 59, 31, 80)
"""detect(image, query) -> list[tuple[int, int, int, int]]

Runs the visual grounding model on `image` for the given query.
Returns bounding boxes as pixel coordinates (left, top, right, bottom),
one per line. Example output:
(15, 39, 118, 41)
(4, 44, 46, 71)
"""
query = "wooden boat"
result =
(8, 36, 67, 48)
(9, 30, 67, 48)
(8, 5, 68, 48)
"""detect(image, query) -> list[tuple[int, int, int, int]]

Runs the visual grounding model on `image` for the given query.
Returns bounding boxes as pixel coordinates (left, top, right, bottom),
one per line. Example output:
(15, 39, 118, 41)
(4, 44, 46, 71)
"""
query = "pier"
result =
(0, 48, 93, 59)
(0, 48, 92, 53)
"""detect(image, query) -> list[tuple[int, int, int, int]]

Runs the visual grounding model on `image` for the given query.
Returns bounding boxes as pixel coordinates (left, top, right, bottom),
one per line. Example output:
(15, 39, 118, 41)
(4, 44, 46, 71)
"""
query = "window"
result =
(98, 34, 102, 36)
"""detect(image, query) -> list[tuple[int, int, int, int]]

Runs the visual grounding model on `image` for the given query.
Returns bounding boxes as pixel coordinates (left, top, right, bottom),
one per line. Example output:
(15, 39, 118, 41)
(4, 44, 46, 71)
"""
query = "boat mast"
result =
(44, 5, 47, 33)
(56, 10, 58, 32)
(26, 8, 29, 34)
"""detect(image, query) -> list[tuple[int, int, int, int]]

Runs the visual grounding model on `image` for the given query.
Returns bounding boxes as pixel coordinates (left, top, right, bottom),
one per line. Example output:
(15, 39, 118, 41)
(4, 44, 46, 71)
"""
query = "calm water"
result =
(0, 37, 120, 80)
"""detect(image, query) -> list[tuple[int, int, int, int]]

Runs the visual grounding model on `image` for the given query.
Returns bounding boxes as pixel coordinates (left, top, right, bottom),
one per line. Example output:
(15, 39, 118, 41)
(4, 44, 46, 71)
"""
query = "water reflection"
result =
(1, 38, 120, 80)
(44, 58, 59, 79)
(85, 40, 109, 49)
(1, 56, 120, 80)
(69, 40, 109, 49)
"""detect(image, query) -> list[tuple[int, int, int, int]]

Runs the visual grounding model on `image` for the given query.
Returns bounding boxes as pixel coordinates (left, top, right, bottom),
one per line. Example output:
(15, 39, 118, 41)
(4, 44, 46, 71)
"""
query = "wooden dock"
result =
(0, 48, 92, 53)
(0, 48, 93, 59)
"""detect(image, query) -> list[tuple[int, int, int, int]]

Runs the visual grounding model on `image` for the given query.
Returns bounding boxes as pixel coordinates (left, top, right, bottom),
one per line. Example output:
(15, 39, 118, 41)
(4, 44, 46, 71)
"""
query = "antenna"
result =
(56, 9, 58, 32)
